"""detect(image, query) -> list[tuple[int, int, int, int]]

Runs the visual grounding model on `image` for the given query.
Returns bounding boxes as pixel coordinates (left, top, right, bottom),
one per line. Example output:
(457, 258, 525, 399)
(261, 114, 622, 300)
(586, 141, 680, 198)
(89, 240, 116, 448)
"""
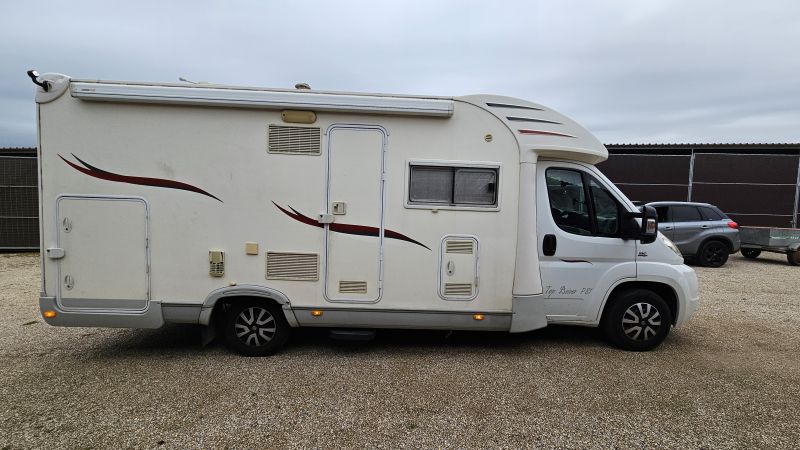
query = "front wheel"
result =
(603, 289, 673, 351)
(741, 248, 761, 259)
(788, 249, 800, 266)
(223, 301, 290, 356)
(698, 240, 729, 267)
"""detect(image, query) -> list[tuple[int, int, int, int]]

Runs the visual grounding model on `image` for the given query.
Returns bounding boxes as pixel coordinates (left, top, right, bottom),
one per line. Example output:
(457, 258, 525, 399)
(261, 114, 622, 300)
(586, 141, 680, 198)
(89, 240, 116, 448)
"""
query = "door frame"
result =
(55, 194, 151, 312)
(322, 124, 388, 303)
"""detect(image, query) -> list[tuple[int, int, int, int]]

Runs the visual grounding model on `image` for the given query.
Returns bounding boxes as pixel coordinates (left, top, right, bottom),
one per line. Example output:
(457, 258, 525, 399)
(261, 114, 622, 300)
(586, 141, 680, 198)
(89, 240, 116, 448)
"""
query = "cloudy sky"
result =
(1, 0, 798, 147)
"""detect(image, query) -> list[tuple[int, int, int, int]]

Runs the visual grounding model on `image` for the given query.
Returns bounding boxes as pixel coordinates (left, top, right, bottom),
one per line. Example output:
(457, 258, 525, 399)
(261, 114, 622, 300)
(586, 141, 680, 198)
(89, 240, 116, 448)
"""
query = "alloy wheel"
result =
(234, 306, 276, 347)
(703, 242, 727, 265)
(621, 302, 662, 341)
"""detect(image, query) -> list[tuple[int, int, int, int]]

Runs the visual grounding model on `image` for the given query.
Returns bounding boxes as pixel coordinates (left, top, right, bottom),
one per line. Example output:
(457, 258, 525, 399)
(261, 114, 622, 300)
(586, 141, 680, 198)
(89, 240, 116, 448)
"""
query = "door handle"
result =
(46, 248, 65, 259)
(701, 225, 710, 229)
(664, 226, 673, 231)
(64, 275, 74, 290)
(543, 234, 557, 256)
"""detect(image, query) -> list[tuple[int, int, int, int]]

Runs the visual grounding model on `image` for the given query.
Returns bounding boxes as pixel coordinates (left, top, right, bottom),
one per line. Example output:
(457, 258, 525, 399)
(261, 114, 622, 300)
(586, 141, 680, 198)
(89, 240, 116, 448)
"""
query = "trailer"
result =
(29, 71, 699, 355)
(740, 226, 800, 266)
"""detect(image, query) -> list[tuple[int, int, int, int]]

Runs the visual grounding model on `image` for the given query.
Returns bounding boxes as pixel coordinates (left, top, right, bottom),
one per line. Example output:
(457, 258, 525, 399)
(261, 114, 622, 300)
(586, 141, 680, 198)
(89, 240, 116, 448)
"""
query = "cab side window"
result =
(546, 168, 622, 237)
(655, 206, 669, 222)
(546, 169, 592, 235)
(589, 178, 620, 236)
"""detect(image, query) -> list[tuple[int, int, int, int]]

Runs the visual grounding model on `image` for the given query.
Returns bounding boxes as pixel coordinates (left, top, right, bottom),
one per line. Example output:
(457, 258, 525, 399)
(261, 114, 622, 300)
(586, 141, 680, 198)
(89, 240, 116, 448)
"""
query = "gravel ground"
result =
(1, 252, 799, 449)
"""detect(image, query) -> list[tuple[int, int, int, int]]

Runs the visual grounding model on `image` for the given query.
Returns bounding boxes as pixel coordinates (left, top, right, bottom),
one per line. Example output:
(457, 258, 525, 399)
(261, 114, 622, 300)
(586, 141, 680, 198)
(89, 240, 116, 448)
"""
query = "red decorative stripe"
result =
(518, 129, 576, 138)
(273, 202, 431, 250)
(60, 154, 222, 202)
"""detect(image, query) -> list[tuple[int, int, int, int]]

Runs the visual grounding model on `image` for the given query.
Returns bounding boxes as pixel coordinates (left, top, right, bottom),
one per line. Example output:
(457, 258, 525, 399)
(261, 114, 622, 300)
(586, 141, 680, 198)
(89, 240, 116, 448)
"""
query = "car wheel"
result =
(698, 240, 729, 267)
(741, 248, 761, 259)
(223, 301, 290, 356)
(603, 289, 673, 351)
(788, 249, 800, 266)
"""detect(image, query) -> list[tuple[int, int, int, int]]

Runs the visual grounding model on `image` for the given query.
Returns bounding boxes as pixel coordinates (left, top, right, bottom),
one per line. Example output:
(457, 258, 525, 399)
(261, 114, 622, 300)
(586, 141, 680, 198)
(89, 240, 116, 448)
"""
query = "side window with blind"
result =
(408, 164, 498, 208)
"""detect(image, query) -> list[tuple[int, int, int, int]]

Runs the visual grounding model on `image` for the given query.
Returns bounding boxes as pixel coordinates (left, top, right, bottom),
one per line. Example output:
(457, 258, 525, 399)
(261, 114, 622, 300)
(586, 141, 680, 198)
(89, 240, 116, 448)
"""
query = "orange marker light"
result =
(473, 314, 485, 321)
(311, 310, 323, 317)
(43, 310, 57, 319)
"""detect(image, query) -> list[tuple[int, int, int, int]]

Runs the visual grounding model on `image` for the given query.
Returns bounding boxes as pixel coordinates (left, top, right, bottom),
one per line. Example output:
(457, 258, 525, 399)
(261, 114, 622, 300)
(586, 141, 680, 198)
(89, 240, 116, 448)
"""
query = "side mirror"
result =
(622, 205, 658, 244)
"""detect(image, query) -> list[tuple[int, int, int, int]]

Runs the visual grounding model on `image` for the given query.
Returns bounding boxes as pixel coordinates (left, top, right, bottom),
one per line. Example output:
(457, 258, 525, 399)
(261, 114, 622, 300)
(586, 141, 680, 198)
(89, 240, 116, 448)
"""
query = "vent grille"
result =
(266, 252, 319, 281)
(446, 240, 474, 254)
(268, 125, 321, 154)
(444, 283, 473, 296)
(209, 261, 225, 277)
(209, 250, 225, 277)
(339, 280, 368, 294)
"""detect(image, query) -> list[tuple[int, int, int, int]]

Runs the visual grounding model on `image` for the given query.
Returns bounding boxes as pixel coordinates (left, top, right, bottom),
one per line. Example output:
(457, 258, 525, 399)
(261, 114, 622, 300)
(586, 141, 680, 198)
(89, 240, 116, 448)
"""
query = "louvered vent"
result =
(209, 250, 225, 277)
(446, 240, 474, 254)
(266, 252, 319, 281)
(268, 125, 321, 154)
(339, 280, 368, 294)
(444, 283, 473, 296)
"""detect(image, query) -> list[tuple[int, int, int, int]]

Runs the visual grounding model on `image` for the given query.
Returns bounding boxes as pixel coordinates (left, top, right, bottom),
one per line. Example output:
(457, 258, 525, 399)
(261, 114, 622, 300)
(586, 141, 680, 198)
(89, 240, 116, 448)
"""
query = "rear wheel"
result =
(788, 249, 800, 266)
(698, 240, 729, 267)
(603, 289, 673, 351)
(741, 248, 761, 259)
(223, 301, 290, 356)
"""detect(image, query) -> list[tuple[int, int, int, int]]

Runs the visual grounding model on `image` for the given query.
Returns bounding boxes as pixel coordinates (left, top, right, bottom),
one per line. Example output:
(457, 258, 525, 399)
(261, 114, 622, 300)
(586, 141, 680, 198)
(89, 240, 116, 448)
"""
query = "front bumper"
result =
(673, 265, 699, 327)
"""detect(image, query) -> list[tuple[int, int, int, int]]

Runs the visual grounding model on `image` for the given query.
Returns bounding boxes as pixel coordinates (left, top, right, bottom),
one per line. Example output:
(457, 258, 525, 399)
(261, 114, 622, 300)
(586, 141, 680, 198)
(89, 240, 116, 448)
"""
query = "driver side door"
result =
(536, 161, 637, 322)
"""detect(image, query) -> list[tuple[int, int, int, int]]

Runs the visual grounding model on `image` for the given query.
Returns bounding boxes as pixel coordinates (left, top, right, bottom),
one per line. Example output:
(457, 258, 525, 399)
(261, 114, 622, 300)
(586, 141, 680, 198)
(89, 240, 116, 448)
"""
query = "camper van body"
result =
(33, 73, 698, 353)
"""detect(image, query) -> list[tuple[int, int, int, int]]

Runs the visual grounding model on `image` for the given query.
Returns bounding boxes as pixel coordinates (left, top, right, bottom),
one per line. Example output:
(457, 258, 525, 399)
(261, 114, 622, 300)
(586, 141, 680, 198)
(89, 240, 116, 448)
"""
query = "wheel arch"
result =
(698, 235, 734, 253)
(599, 281, 678, 326)
(199, 285, 299, 327)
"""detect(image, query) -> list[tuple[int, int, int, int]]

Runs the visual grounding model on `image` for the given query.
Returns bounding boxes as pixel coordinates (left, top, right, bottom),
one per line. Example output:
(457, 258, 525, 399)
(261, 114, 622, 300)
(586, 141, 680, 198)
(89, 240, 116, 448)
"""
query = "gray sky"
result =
(1, 0, 799, 147)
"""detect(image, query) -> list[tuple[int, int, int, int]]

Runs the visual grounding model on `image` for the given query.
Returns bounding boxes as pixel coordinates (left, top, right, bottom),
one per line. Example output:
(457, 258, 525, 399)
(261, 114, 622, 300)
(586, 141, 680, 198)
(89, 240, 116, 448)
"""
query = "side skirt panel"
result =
(292, 307, 512, 331)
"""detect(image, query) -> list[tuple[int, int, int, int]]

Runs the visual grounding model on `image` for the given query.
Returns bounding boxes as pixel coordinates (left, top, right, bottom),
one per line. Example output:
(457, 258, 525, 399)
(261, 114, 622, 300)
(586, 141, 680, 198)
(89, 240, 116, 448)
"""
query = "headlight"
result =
(660, 234, 682, 257)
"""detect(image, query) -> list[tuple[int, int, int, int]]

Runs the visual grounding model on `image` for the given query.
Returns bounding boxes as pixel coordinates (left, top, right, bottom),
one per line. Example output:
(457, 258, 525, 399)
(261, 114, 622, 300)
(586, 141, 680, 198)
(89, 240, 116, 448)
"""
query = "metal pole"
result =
(687, 148, 696, 202)
(792, 155, 800, 228)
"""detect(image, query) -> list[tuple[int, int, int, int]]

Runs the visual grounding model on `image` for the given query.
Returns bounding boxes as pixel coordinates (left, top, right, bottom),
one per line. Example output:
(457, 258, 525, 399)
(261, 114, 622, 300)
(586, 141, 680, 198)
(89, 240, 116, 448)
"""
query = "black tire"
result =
(788, 250, 800, 266)
(223, 301, 290, 356)
(603, 289, 673, 351)
(697, 240, 729, 267)
(741, 248, 761, 259)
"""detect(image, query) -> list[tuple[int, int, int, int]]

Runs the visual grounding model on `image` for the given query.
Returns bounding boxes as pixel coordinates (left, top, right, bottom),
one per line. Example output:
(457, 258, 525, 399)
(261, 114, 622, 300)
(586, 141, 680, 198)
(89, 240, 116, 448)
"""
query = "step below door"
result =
(56, 196, 149, 311)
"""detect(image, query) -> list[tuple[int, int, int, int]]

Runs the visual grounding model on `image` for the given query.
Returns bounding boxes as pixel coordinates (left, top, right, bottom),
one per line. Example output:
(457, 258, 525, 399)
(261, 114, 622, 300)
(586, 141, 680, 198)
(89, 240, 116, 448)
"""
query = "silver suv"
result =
(647, 201, 741, 267)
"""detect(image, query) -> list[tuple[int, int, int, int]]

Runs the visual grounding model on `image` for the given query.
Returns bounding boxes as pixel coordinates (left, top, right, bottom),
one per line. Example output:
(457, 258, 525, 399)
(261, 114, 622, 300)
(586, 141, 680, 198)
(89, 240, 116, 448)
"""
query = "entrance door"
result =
(57, 196, 149, 311)
(536, 161, 636, 321)
(324, 125, 386, 302)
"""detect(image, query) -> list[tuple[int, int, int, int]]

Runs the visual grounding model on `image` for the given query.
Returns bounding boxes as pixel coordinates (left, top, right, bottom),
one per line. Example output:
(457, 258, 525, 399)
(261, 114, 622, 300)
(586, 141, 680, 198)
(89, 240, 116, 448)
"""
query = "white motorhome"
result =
(30, 71, 698, 355)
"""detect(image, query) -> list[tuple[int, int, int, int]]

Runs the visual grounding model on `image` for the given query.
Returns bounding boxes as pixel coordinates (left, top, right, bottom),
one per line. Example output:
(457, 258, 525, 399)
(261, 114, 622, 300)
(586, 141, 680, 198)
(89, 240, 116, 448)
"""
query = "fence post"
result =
(793, 156, 800, 228)
(687, 148, 696, 202)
